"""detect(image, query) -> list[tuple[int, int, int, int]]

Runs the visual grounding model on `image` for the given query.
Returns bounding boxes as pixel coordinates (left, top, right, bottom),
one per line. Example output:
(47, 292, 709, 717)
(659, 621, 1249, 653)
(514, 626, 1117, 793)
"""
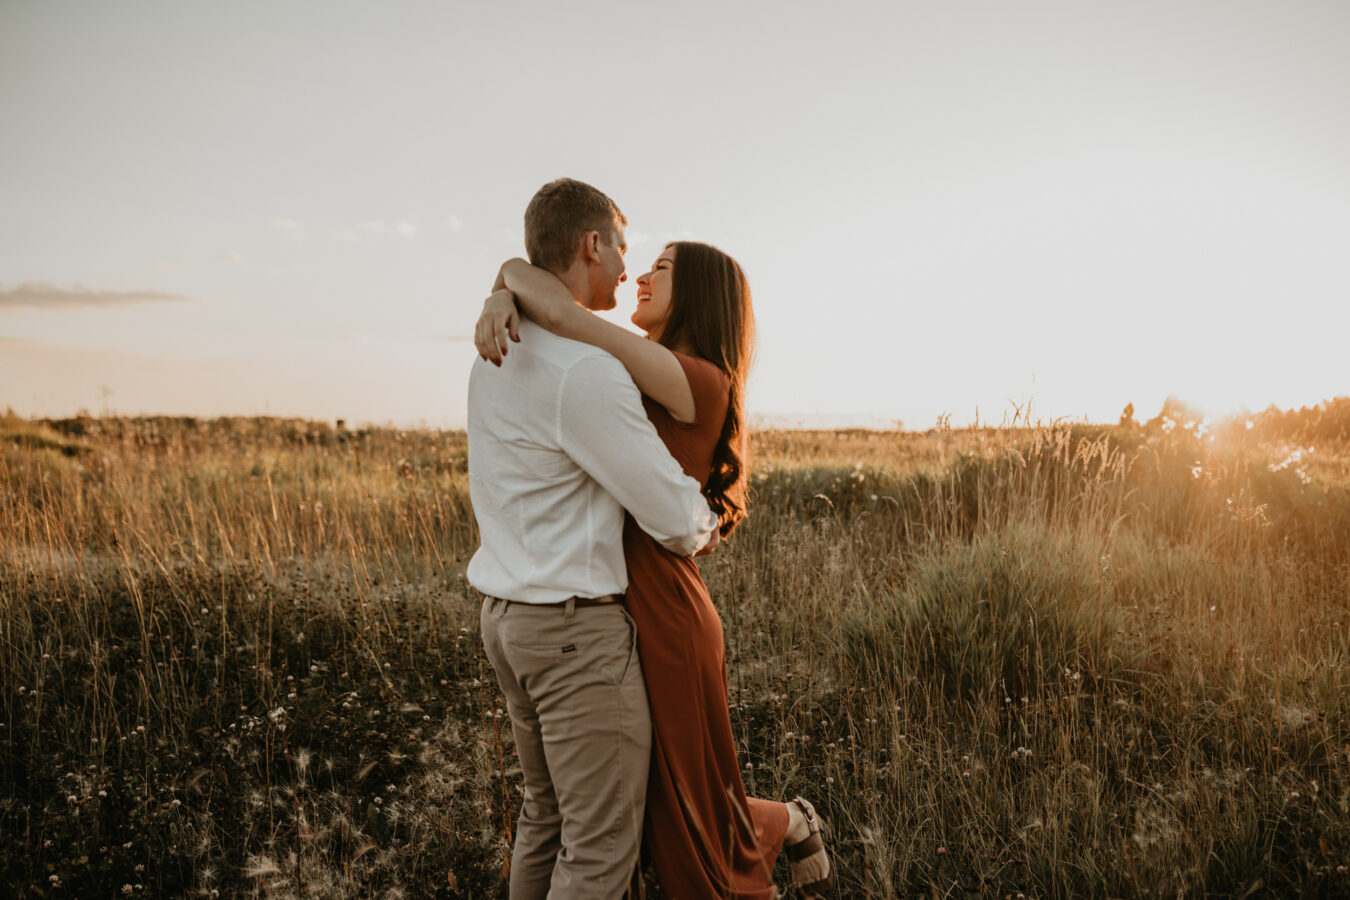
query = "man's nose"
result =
(619, 272, 627, 283)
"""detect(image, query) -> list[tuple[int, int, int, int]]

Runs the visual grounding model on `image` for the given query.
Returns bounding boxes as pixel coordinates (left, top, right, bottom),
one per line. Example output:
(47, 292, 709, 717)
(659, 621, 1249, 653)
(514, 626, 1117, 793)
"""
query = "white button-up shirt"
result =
(466, 320, 719, 604)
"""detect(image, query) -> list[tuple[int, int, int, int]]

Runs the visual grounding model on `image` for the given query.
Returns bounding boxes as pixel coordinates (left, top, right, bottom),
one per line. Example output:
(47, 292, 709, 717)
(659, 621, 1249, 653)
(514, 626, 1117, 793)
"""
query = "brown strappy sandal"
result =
(787, 797, 834, 896)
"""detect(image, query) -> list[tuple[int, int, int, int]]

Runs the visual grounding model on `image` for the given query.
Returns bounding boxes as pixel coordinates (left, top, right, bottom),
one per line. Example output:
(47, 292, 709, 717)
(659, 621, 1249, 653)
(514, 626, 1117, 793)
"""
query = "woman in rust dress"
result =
(476, 240, 834, 897)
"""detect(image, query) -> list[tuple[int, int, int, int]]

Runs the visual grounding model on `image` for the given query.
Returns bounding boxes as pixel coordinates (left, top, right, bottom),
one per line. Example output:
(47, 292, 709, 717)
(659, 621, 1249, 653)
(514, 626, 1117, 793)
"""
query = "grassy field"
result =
(2, 404, 1349, 897)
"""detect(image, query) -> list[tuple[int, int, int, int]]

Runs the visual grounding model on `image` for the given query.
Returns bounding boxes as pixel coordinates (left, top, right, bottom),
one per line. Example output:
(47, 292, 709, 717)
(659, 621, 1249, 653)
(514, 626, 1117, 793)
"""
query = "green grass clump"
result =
(847, 525, 1128, 706)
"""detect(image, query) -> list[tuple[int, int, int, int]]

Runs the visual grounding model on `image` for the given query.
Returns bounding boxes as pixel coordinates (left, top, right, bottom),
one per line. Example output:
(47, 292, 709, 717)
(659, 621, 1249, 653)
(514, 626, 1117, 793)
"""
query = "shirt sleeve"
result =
(556, 354, 719, 557)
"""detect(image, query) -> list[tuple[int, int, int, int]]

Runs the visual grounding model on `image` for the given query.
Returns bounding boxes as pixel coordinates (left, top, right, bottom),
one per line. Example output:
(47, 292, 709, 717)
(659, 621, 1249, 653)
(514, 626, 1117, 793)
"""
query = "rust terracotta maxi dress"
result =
(623, 352, 789, 898)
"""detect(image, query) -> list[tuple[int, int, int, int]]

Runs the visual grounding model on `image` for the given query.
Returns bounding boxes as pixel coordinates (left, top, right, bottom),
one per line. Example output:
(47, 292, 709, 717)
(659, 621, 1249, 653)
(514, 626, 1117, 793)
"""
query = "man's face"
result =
(584, 224, 628, 311)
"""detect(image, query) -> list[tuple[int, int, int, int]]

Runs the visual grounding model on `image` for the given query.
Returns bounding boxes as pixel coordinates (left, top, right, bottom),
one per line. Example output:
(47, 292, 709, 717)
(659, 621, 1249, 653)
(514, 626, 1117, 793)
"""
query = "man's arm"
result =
(556, 355, 718, 557)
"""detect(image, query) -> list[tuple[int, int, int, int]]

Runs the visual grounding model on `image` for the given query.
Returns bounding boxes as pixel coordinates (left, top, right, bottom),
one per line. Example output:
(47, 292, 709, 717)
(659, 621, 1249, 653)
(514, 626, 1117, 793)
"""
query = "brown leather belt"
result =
(566, 594, 623, 608)
(497, 594, 623, 608)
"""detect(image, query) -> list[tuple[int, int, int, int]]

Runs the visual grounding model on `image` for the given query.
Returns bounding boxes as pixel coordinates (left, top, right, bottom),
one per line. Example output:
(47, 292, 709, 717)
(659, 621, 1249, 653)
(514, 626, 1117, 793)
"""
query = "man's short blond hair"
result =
(523, 178, 627, 274)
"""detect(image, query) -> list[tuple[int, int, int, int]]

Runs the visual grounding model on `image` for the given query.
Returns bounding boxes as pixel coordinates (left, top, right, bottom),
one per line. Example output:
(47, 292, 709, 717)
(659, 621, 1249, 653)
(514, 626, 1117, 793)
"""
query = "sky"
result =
(2, 0, 1347, 429)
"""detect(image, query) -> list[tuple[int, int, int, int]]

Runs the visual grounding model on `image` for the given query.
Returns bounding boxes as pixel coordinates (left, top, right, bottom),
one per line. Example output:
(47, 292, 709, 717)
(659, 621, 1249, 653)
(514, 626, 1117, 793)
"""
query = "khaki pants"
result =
(480, 596, 651, 899)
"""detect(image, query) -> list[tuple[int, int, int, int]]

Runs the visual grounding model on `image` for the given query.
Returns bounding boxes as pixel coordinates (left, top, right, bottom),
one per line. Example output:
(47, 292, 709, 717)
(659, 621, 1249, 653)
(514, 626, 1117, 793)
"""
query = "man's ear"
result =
(581, 231, 601, 264)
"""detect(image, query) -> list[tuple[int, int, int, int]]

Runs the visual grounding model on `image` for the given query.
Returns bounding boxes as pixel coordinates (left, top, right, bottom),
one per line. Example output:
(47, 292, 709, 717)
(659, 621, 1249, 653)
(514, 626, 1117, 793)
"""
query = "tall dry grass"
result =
(2, 410, 1348, 896)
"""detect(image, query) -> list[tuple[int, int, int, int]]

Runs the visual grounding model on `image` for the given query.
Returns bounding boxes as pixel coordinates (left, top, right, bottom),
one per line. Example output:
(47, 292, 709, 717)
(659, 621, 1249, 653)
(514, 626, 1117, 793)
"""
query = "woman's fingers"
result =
(474, 291, 520, 366)
(494, 315, 512, 360)
(475, 313, 503, 365)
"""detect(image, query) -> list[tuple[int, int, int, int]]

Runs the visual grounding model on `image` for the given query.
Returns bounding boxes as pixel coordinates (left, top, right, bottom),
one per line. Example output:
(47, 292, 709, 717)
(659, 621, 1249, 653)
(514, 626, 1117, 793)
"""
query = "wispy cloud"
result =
(272, 217, 305, 240)
(0, 282, 192, 310)
(328, 219, 420, 243)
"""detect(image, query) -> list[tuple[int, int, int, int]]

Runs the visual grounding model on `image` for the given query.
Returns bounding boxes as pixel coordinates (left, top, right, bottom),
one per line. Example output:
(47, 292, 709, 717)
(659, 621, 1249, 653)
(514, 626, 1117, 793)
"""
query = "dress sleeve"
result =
(673, 353, 730, 432)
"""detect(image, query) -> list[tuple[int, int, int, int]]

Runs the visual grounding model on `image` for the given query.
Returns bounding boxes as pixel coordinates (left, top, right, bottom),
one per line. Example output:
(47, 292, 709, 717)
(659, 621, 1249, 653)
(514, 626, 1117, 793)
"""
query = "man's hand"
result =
(475, 289, 521, 366)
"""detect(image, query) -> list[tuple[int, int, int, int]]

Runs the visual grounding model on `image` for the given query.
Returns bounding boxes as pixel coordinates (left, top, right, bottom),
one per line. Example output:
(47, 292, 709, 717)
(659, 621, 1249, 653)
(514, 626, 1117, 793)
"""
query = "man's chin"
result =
(588, 294, 618, 312)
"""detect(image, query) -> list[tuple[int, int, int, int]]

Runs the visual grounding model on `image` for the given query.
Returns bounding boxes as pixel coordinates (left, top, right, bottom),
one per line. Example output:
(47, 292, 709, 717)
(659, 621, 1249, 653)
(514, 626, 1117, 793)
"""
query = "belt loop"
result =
(563, 597, 576, 621)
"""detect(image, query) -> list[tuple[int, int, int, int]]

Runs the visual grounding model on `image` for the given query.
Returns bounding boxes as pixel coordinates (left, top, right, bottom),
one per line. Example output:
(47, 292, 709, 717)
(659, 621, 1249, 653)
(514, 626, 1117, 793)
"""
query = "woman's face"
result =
(632, 246, 676, 338)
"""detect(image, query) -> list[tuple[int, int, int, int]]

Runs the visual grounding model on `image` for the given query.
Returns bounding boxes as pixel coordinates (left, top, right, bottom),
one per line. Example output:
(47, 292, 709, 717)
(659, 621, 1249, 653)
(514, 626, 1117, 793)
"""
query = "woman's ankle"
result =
(785, 800, 810, 843)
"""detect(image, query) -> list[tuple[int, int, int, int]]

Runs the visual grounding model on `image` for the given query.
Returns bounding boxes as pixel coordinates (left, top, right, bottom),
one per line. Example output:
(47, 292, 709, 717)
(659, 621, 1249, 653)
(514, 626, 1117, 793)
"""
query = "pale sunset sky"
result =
(2, 0, 1347, 429)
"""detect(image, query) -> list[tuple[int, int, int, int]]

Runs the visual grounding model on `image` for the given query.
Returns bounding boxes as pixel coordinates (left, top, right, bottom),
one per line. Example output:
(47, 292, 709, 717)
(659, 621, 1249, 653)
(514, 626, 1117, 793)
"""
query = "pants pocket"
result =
(617, 606, 640, 684)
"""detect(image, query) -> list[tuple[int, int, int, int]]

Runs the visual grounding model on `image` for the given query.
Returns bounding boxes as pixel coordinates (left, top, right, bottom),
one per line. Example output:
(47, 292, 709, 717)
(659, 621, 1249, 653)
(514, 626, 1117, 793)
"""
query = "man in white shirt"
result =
(467, 178, 719, 898)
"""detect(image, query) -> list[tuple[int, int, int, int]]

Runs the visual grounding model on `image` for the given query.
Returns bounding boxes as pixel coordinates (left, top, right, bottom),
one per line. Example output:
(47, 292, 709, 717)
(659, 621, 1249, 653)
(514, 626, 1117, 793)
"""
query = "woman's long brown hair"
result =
(658, 241, 756, 536)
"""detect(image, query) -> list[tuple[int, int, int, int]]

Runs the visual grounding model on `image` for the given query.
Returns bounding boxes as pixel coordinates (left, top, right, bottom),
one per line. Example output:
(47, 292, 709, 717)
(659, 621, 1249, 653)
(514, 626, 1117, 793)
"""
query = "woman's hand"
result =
(475, 289, 520, 366)
(693, 525, 721, 558)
